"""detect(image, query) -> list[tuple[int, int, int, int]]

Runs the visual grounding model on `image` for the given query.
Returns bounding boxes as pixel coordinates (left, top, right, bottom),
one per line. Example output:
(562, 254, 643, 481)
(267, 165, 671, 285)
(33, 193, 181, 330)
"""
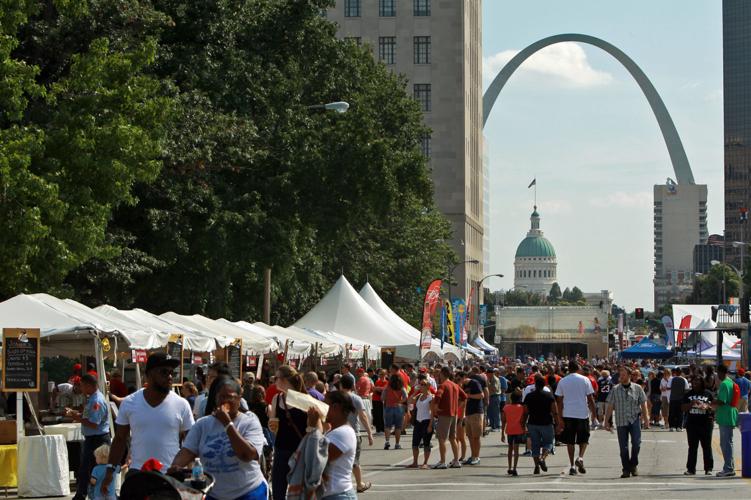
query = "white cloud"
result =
(589, 191, 652, 209)
(483, 42, 613, 89)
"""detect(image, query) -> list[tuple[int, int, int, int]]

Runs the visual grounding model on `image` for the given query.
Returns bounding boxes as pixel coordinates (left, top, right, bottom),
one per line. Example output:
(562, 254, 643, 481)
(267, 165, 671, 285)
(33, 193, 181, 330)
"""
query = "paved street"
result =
(357, 426, 749, 500)
(13, 424, 749, 499)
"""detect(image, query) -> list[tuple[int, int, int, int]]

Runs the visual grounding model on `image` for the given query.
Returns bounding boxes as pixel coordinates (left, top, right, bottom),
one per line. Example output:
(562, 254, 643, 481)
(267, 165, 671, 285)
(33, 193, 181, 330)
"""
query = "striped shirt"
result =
(606, 383, 646, 427)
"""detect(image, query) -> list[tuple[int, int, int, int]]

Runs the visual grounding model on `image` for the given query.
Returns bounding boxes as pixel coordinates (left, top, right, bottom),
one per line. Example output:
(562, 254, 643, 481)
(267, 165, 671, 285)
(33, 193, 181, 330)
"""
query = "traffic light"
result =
(635, 308, 644, 319)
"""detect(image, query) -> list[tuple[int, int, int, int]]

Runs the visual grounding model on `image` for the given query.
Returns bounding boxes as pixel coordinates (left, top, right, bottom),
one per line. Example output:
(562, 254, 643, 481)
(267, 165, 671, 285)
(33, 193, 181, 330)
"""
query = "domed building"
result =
(514, 206, 557, 295)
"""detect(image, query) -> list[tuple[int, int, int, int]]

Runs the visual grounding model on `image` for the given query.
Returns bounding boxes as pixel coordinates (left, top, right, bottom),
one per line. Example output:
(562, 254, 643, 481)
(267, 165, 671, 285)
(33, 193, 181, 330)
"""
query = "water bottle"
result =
(192, 458, 204, 481)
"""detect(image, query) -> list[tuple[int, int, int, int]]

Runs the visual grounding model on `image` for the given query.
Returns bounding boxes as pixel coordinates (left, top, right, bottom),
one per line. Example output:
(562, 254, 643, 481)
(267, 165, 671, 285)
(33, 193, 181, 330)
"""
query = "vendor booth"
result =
(620, 338, 674, 359)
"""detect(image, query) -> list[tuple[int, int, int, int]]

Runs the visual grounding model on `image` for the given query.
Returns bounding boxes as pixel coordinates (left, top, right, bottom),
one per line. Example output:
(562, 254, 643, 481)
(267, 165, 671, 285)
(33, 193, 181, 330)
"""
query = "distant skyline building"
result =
(723, 0, 751, 270)
(653, 180, 708, 311)
(326, 0, 484, 301)
(514, 207, 557, 295)
(693, 234, 725, 275)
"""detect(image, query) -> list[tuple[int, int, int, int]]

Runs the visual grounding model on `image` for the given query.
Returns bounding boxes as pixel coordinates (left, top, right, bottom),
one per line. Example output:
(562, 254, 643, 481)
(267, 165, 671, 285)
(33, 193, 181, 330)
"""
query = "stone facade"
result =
(325, 0, 484, 300)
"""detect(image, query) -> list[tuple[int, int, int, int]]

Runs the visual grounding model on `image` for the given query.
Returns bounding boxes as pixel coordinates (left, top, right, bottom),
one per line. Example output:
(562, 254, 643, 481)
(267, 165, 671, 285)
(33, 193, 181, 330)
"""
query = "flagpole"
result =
(534, 174, 537, 207)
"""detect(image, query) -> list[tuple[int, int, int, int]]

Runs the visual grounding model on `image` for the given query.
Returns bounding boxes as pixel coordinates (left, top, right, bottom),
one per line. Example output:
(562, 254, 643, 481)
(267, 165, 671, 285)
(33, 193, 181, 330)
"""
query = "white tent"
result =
(160, 312, 275, 354)
(231, 321, 312, 357)
(359, 282, 453, 359)
(254, 322, 343, 356)
(294, 276, 416, 347)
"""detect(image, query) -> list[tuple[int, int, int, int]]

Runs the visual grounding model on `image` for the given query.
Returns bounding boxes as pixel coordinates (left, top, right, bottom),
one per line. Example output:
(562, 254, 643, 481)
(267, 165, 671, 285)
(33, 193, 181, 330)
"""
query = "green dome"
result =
(515, 236, 556, 258)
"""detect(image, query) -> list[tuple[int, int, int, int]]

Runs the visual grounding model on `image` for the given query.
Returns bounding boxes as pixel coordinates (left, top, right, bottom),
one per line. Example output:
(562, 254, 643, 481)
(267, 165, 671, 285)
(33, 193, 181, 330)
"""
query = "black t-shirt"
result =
(509, 375, 523, 392)
(649, 377, 661, 397)
(464, 378, 484, 415)
(596, 376, 612, 403)
(682, 389, 714, 426)
(524, 390, 555, 426)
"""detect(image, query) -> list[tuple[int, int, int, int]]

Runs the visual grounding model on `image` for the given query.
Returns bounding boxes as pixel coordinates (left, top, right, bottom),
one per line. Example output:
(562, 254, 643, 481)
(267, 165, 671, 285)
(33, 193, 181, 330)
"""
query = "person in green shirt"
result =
(712, 364, 738, 477)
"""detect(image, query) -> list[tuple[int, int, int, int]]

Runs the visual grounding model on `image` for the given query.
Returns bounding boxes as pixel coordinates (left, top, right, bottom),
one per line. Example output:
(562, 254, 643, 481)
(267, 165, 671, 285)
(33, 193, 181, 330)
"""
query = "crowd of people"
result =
(56, 352, 749, 499)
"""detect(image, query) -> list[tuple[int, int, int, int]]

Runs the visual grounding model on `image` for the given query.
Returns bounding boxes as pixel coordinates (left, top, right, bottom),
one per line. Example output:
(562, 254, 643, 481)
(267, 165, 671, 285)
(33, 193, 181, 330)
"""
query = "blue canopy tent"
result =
(620, 338, 674, 359)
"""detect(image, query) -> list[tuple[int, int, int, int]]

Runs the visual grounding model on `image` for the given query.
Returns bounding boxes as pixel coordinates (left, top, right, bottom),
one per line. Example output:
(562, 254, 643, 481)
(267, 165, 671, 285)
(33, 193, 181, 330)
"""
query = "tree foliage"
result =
(686, 264, 741, 304)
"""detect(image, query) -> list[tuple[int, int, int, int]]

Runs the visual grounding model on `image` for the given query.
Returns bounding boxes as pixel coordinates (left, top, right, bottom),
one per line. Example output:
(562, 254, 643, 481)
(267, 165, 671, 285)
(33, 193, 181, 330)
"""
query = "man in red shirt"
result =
(431, 366, 466, 469)
(356, 368, 374, 430)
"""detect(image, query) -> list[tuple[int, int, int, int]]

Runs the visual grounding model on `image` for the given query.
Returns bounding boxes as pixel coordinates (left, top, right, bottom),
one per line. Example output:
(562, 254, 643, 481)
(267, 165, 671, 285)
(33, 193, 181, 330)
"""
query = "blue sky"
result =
(482, 1, 723, 311)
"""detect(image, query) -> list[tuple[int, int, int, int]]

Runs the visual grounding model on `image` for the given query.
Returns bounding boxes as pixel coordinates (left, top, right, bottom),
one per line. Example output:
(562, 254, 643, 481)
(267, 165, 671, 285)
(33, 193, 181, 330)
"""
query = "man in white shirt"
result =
(555, 360, 597, 476)
(99, 353, 194, 493)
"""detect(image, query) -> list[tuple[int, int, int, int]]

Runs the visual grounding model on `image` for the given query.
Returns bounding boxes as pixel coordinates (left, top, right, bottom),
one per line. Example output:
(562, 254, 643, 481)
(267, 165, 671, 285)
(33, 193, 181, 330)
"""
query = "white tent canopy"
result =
(359, 282, 449, 359)
(160, 312, 269, 354)
(295, 276, 416, 347)
(231, 321, 311, 357)
(254, 322, 342, 356)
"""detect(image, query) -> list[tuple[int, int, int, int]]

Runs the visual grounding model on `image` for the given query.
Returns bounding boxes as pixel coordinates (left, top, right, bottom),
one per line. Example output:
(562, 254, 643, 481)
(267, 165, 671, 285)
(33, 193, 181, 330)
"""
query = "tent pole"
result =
(135, 362, 142, 389)
(256, 353, 264, 380)
(15, 396, 23, 441)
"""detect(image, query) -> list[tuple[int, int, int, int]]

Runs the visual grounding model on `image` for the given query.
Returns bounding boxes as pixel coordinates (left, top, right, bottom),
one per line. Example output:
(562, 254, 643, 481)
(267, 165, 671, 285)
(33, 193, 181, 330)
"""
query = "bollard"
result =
(741, 412, 751, 478)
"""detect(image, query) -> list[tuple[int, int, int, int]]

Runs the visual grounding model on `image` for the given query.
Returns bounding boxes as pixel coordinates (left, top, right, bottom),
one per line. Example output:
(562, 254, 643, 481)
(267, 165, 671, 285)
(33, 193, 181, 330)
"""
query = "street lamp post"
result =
(476, 274, 504, 339)
(446, 258, 480, 305)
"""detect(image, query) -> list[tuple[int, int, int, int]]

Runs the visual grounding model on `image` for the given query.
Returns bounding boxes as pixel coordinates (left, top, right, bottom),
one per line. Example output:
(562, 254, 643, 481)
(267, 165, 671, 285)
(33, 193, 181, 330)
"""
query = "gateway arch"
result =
(483, 33, 696, 185)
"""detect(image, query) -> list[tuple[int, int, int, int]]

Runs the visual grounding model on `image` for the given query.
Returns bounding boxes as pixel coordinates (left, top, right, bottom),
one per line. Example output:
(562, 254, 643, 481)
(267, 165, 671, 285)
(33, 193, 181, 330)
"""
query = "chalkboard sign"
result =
(166, 334, 184, 386)
(226, 339, 243, 381)
(2, 328, 41, 392)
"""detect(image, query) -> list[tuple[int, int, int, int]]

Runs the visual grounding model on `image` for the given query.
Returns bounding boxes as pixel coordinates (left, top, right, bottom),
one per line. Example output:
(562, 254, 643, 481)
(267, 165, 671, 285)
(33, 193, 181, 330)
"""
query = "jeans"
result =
(686, 422, 713, 473)
(272, 448, 294, 500)
(208, 481, 268, 500)
(322, 489, 358, 500)
(616, 419, 641, 473)
(527, 424, 554, 457)
(719, 425, 735, 473)
(74, 433, 110, 500)
(487, 394, 501, 429)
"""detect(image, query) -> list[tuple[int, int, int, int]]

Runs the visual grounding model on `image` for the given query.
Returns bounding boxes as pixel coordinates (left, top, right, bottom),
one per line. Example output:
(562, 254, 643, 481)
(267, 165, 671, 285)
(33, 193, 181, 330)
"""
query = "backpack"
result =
(730, 381, 741, 408)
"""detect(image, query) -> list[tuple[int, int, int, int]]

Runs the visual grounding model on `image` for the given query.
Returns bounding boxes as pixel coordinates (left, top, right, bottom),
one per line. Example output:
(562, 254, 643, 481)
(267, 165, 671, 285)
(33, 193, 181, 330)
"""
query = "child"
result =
(88, 444, 118, 500)
(502, 391, 527, 476)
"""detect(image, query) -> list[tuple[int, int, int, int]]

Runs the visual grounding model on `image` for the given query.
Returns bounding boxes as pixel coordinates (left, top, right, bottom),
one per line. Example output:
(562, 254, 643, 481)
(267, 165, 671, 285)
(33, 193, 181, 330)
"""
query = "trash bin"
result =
(740, 412, 751, 478)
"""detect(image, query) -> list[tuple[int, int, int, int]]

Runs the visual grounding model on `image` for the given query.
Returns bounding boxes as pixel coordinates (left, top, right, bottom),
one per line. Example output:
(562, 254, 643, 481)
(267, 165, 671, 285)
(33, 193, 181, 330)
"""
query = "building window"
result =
(413, 83, 431, 111)
(345, 36, 362, 46)
(420, 134, 431, 159)
(414, 0, 430, 16)
(379, 0, 396, 17)
(378, 37, 396, 65)
(344, 0, 361, 17)
(414, 36, 431, 64)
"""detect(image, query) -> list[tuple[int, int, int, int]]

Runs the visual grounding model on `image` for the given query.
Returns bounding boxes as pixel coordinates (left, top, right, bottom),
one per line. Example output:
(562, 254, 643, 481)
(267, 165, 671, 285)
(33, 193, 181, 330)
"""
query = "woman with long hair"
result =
(269, 365, 307, 500)
(381, 374, 407, 450)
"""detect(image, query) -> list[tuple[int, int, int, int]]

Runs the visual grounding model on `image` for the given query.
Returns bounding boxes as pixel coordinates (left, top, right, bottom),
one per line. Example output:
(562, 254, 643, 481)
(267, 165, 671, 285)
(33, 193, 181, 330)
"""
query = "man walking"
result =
(668, 368, 688, 431)
(604, 368, 649, 478)
(431, 367, 465, 469)
(485, 367, 502, 432)
(555, 360, 597, 476)
(461, 371, 485, 465)
(713, 364, 738, 477)
(65, 374, 110, 500)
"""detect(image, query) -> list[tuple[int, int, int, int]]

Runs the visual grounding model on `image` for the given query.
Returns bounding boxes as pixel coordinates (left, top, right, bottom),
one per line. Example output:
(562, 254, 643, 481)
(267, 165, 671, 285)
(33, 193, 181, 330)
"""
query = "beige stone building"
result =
(326, 0, 484, 302)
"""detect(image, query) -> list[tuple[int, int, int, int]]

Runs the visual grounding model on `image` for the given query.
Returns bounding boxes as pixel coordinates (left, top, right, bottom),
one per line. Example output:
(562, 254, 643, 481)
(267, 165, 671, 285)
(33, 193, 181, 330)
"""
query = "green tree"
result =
(687, 264, 741, 304)
(570, 286, 584, 303)
(548, 282, 561, 304)
(1, 0, 172, 298)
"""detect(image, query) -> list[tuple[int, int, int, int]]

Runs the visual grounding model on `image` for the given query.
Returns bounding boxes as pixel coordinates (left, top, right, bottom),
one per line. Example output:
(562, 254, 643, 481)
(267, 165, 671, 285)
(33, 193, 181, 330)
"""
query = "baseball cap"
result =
(419, 367, 428, 373)
(145, 352, 180, 373)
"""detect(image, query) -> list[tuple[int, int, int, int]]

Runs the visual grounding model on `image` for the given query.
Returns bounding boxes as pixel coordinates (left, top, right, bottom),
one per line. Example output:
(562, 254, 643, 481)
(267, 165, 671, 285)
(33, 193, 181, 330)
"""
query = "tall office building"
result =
(653, 181, 708, 311)
(723, 0, 751, 269)
(326, 0, 484, 302)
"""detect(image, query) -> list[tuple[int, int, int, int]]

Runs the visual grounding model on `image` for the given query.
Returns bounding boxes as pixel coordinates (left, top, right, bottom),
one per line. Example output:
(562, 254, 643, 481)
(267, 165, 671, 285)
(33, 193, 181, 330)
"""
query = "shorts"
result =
(527, 424, 554, 457)
(354, 435, 362, 465)
(507, 434, 525, 445)
(596, 402, 607, 415)
(560, 417, 590, 445)
(384, 406, 405, 429)
(465, 413, 483, 439)
(436, 415, 457, 441)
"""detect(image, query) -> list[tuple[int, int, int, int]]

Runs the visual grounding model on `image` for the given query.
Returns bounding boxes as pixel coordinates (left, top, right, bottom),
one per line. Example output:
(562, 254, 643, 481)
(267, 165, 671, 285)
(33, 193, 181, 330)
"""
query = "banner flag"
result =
(464, 287, 474, 343)
(677, 314, 692, 346)
(421, 279, 442, 350)
(440, 305, 446, 349)
(444, 300, 455, 345)
(528, 178, 536, 188)
(452, 299, 466, 345)
(661, 315, 674, 347)
(617, 313, 624, 351)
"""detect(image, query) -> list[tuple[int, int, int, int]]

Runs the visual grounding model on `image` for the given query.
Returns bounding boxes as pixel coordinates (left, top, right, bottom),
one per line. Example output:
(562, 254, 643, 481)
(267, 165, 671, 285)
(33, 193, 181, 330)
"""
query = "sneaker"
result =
(432, 462, 448, 470)
(511, 469, 519, 476)
(631, 467, 638, 476)
(705, 470, 712, 475)
(569, 467, 578, 476)
(384, 442, 390, 450)
(449, 461, 462, 469)
(716, 470, 736, 477)
(394, 444, 402, 450)
(522, 450, 532, 457)
(533, 465, 541, 475)
(683, 470, 696, 475)
(507, 469, 513, 475)
(575, 458, 586, 474)
(539, 459, 548, 472)
(468, 457, 480, 466)
(462, 457, 474, 465)
(669, 428, 675, 432)
(620, 471, 631, 478)
(550, 447, 555, 455)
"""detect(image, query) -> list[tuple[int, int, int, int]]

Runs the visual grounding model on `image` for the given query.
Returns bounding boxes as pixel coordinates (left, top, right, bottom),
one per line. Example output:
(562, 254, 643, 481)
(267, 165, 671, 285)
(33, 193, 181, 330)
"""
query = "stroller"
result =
(119, 469, 215, 500)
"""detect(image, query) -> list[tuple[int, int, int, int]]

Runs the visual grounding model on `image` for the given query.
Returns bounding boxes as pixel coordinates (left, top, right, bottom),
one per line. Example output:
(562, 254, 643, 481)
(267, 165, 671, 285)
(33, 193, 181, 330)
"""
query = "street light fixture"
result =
(447, 259, 479, 306)
(307, 101, 350, 113)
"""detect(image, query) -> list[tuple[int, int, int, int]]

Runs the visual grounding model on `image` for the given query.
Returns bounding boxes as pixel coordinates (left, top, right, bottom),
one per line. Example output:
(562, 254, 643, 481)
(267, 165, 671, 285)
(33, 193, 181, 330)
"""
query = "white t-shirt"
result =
(182, 413, 266, 500)
(554, 373, 594, 419)
(415, 394, 433, 422)
(522, 384, 551, 402)
(116, 389, 194, 471)
(347, 392, 366, 433)
(660, 377, 672, 399)
(323, 425, 357, 497)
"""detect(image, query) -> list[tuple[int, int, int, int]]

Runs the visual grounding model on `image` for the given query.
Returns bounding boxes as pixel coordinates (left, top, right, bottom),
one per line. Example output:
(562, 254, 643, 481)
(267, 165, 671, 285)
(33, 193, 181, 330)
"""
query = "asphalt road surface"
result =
(19, 424, 750, 499)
